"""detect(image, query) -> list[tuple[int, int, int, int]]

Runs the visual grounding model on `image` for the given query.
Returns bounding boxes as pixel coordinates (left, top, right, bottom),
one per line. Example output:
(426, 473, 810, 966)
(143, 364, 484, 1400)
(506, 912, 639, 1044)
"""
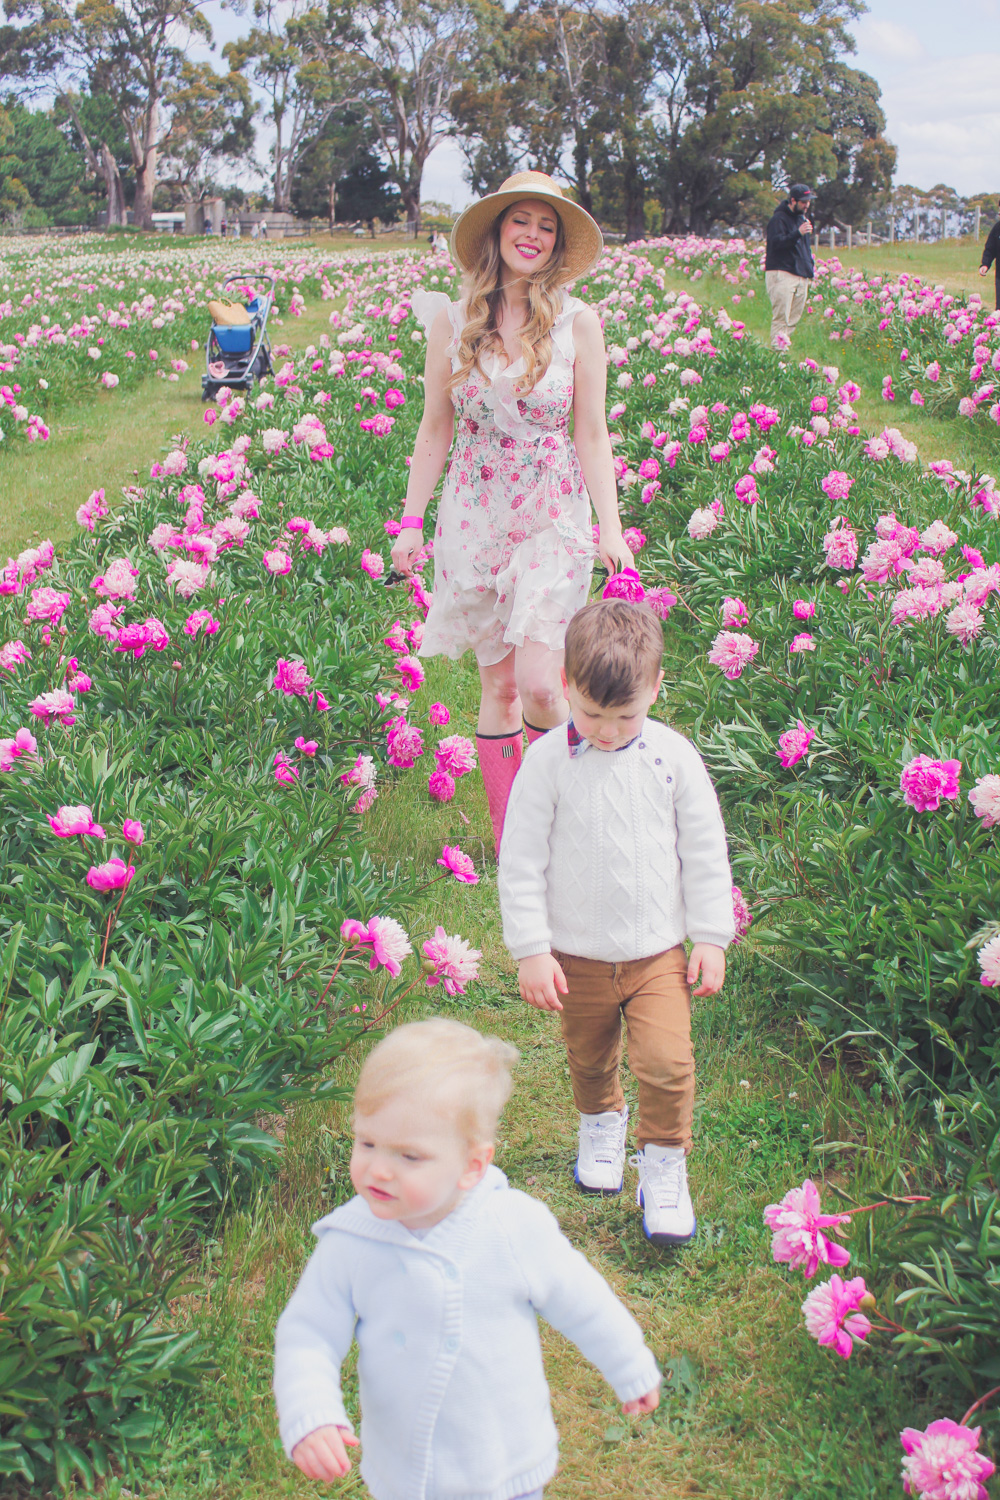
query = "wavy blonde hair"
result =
(449, 204, 569, 395)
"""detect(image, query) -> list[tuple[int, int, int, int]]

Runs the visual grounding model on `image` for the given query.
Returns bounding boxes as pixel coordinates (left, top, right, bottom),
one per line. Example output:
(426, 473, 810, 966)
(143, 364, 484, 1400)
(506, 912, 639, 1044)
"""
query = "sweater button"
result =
(655, 758, 662, 765)
(444, 1265, 458, 1280)
(445, 1335, 459, 1353)
(638, 741, 645, 749)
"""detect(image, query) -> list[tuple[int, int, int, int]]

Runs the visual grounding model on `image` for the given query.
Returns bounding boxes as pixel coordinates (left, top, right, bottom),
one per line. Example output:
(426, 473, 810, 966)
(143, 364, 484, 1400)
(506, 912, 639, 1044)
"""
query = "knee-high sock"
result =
(523, 720, 548, 745)
(476, 731, 523, 854)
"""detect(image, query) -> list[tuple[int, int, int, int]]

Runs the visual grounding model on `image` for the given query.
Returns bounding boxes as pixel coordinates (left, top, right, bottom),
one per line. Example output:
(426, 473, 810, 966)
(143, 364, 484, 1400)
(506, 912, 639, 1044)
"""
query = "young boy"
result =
(498, 599, 735, 1246)
(273, 1017, 660, 1500)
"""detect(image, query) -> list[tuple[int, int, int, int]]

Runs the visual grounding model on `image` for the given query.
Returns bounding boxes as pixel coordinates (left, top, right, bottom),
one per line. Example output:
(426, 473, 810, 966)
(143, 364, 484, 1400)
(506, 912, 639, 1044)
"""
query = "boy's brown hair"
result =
(563, 599, 664, 707)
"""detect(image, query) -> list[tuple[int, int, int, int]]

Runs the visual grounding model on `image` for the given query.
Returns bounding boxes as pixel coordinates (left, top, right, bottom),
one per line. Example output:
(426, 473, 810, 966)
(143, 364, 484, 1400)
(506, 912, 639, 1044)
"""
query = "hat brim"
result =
(450, 187, 604, 283)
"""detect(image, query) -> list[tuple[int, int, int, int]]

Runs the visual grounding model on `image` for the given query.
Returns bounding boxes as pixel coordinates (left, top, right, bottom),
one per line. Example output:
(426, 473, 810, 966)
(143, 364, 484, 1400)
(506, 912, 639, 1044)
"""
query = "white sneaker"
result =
(574, 1107, 629, 1195)
(632, 1145, 696, 1245)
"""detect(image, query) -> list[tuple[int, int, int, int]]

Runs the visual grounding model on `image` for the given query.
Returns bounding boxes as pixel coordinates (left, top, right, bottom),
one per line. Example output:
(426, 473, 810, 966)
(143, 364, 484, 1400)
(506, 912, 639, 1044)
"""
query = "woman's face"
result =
(498, 198, 560, 278)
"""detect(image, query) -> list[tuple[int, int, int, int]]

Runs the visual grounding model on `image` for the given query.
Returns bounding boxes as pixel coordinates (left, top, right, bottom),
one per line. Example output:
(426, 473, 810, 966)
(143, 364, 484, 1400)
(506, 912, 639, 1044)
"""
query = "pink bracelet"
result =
(399, 516, 423, 530)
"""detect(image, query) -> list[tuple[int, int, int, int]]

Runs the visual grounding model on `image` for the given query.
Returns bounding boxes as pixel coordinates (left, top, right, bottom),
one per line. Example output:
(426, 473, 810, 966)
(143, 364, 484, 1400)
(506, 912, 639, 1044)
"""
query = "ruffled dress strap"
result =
(410, 288, 462, 342)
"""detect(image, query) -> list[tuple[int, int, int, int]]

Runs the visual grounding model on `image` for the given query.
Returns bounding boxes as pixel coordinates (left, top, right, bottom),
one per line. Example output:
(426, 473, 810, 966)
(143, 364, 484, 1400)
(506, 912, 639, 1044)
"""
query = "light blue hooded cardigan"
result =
(273, 1165, 660, 1500)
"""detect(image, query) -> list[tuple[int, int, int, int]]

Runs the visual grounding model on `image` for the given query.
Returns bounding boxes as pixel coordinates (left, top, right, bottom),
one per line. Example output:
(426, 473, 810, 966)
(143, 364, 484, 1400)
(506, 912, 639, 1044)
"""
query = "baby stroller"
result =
(202, 273, 274, 401)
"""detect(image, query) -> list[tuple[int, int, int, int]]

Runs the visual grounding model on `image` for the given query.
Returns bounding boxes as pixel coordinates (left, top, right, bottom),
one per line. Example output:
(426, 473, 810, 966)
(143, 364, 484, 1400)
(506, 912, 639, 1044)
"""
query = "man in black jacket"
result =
(764, 184, 815, 348)
(979, 203, 1000, 310)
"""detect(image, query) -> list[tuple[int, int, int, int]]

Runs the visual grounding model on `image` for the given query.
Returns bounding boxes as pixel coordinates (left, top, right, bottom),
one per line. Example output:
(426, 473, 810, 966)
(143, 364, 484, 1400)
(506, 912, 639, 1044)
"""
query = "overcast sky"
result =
(200, 0, 1000, 208)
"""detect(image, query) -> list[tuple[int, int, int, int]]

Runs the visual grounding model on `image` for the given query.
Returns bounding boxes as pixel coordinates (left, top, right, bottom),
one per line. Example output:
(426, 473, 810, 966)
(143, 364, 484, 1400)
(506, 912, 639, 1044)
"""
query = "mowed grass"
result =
(140, 654, 937, 1500)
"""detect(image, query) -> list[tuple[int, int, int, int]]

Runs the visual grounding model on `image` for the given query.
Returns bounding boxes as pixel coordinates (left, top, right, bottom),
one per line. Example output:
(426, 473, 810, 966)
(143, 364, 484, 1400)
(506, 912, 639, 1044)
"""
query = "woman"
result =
(391, 171, 633, 849)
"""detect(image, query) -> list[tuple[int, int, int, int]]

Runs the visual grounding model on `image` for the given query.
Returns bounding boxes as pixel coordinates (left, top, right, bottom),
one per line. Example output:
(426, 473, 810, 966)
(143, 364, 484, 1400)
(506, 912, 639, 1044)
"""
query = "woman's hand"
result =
(390, 524, 424, 577)
(598, 527, 635, 576)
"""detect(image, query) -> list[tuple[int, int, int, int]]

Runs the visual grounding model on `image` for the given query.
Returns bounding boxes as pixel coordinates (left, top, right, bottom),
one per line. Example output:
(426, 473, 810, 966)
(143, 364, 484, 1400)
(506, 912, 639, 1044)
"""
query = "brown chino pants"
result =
(553, 945, 694, 1152)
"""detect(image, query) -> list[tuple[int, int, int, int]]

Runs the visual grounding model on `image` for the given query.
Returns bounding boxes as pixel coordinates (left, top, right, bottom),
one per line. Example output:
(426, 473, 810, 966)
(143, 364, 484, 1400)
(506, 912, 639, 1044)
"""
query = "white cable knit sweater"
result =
(273, 1166, 660, 1500)
(499, 717, 735, 962)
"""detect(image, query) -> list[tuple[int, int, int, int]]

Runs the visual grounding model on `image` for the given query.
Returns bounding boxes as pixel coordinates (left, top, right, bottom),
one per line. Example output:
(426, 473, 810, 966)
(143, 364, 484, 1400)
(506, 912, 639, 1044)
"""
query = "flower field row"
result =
(2, 232, 998, 1490)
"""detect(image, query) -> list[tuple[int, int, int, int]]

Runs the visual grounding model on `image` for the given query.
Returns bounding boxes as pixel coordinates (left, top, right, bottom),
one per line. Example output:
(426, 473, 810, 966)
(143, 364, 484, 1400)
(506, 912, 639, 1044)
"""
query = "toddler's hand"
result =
(623, 1385, 661, 1416)
(518, 953, 568, 1011)
(980, 265, 990, 277)
(292, 1424, 359, 1482)
(687, 943, 726, 997)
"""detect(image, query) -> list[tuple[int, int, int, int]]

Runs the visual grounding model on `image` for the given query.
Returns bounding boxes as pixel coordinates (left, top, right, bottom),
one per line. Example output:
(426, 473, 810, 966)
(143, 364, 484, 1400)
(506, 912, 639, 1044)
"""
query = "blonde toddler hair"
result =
(354, 1018, 519, 1144)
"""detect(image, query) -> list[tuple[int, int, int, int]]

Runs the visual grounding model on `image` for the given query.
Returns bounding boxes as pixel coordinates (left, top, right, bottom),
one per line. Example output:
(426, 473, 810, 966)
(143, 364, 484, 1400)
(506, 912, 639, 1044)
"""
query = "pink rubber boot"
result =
(523, 720, 549, 745)
(476, 731, 523, 854)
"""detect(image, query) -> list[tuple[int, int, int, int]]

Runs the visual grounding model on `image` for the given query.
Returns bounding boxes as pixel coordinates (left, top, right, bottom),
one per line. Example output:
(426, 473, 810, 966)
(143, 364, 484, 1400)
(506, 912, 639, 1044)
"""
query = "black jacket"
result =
(981, 221, 1000, 275)
(765, 202, 815, 279)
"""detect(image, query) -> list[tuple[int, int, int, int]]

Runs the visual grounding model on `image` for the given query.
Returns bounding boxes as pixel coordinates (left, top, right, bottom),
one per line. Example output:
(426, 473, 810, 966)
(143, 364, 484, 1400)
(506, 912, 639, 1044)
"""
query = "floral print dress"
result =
(413, 290, 595, 667)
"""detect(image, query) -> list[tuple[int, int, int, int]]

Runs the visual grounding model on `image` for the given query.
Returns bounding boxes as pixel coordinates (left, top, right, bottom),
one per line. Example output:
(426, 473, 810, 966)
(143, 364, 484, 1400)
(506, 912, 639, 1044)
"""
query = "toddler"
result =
(498, 599, 735, 1245)
(273, 1017, 660, 1499)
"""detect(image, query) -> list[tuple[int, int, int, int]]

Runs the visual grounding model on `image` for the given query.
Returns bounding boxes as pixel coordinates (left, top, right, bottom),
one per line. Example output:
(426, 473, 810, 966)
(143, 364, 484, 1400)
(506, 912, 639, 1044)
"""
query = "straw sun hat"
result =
(449, 171, 604, 282)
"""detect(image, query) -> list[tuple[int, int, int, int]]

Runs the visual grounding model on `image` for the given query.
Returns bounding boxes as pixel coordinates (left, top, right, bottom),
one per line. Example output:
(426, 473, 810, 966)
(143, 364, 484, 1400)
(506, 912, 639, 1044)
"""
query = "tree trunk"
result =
(101, 143, 126, 226)
(573, 130, 592, 214)
(402, 182, 420, 234)
(132, 95, 159, 230)
(328, 177, 337, 233)
(622, 132, 645, 242)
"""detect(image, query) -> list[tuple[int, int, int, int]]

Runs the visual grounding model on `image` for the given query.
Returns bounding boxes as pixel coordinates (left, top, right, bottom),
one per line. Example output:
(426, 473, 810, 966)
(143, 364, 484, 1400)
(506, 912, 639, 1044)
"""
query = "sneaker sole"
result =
(574, 1163, 623, 1196)
(641, 1218, 697, 1246)
(637, 1188, 696, 1244)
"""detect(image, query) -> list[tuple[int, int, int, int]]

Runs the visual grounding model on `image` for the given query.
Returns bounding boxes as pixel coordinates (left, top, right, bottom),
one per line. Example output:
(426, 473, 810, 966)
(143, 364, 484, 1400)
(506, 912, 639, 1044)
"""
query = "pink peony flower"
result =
(900, 755, 962, 813)
(122, 819, 144, 844)
(437, 844, 479, 884)
(341, 754, 376, 790)
(26, 587, 70, 624)
(763, 1179, 852, 1277)
(428, 770, 456, 802)
(790, 633, 817, 654)
(688, 506, 720, 540)
(76, 488, 109, 532)
(732, 885, 752, 944)
(801, 1274, 872, 1360)
(48, 804, 105, 838)
(969, 774, 1000, 829)
(184, 609, 220, 637)
(645, 586, 678, 620)
(428, 702, 451, 727)
(822, 517, 858, 571)
(86, 857, 135, 892)
(434, 735, 477, 778)
(386, 717, 424, 768)
(0, 727, 38, 772)
(708, 630, 759, 680)
(0, 639, 31, 672)
(821, 470, 854, 502)
(354, 786, 378, 815)
(263, 549, 292, 576)
(114, 619, 170, 659)
(396, 654, 425, 692)
(340, 914, 412, 976)
(602, 567, 645, 602)
(721, 596, 748, 627)
(920, 520, 959, 556)
(422, 927, 482, 996)
(361, 549, 385, 579)
(295, 736, 318, 756)
(273, 750, 299, 785)
(91, 557, 139, 600)
(29, 689, 77, 725)
(793, 599, 816, 621)
(273, 657, 313, 696)
(945, 602, 983, 645)
(777, 721, 815, 769)
(978, 935, 1000, 987)
(900, 1418, 995, 1500)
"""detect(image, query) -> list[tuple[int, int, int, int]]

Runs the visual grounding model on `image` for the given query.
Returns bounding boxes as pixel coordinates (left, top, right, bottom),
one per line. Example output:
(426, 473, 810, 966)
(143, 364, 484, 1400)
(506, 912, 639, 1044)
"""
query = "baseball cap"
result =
(788, 184, 813, 199)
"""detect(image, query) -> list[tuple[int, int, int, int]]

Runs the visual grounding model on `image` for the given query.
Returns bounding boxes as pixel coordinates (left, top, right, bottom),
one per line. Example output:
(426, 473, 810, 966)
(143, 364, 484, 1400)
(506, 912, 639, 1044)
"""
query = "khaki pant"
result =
(553, 946, 694, 1151)
(765, 269, 809, 348)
